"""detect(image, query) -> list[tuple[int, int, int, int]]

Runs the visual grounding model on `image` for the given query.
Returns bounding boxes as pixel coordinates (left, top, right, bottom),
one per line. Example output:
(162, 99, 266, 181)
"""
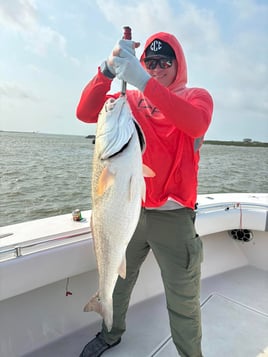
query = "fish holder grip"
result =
(121, 26, 132, 95)
(123, 26, 132, 40)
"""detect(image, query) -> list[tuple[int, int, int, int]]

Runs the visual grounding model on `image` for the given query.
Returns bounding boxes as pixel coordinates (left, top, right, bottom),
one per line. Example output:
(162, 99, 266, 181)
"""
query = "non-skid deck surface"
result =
(23, 266, 268, 357)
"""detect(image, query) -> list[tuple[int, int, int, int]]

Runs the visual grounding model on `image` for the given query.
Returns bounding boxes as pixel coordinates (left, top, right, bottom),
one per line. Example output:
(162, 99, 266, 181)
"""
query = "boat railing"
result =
(0, 228, 91, 262)
(0, 201, 267, 262)
(196, 201, 268, 214)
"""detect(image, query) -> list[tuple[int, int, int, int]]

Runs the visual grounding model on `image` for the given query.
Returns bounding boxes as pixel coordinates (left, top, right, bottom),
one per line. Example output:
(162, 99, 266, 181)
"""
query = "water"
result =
(198, 144, 268, 194)
(1, 131, 267, 227)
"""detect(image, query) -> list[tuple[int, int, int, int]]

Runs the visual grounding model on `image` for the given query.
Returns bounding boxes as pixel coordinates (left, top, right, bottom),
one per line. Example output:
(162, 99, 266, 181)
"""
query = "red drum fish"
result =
(83, 95, 154, 331)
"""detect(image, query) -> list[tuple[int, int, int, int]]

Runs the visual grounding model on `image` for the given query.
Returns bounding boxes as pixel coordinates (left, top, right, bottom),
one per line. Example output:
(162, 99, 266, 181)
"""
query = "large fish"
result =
(83, 95, 154, 331)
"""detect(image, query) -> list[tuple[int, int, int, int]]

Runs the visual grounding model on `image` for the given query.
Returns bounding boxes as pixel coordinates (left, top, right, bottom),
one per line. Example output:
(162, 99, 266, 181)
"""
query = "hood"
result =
(140, 32, 187, 90)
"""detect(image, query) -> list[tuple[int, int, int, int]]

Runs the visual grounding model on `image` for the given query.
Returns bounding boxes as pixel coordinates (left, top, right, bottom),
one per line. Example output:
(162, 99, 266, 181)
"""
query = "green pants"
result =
(101, 208, 203, 357)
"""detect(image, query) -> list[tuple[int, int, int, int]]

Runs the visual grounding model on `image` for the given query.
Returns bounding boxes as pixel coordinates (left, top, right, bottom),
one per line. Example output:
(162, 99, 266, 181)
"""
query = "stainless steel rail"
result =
(0, 229, 91, 262)
(196, 202, 268, 213)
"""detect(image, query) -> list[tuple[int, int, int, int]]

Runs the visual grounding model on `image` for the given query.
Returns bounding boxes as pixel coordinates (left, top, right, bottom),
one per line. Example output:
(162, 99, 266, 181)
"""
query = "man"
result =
(76, 32, 213, 357)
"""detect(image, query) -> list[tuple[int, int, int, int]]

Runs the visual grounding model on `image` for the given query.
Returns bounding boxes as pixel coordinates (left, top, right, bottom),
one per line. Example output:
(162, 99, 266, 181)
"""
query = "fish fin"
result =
(97, 166, 115, 196)
(143, 164, 155, 177)
(84, 292, 113, 331)
(141, 178, 146, 202)
(83, 292, 101, 313)
(118, 255, 126, 279)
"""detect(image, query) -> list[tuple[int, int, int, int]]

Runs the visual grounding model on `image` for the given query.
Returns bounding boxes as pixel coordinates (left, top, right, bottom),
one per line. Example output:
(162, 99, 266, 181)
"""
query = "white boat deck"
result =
(22, 265, 268, 357)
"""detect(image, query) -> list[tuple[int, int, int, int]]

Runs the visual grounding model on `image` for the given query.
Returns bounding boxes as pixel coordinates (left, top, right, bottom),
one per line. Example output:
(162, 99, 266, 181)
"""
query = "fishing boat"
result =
(0, 193, 267, 357)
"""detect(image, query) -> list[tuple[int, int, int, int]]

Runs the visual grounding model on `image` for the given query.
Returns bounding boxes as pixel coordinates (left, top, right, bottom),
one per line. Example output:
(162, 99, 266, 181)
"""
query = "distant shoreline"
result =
(1, 130, 267, 147)
(204, 140, 268, 147)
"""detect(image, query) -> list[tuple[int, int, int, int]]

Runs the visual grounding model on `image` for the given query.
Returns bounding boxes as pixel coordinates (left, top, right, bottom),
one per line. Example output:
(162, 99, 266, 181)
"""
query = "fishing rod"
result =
(121, 26, 132, 96)
(120, 26, 145, 152)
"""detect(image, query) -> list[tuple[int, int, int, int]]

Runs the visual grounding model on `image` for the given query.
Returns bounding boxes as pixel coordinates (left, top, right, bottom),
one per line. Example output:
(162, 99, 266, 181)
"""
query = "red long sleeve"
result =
(144, 78, 213, 138)
(76, 68, 114, 123)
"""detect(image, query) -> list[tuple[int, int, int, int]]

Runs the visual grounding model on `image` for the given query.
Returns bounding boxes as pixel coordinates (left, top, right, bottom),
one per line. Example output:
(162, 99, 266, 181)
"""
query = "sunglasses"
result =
(143, 57, 173, 70)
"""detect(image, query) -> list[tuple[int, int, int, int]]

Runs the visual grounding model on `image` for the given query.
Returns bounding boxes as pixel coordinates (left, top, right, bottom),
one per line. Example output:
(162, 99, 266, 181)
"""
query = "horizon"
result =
(1, 129, 268, 144)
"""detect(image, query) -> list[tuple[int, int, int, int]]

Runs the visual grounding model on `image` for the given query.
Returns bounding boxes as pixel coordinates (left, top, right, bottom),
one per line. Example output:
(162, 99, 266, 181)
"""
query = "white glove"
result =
(106, 40, 137, 76)
(113, 48, 150, 92)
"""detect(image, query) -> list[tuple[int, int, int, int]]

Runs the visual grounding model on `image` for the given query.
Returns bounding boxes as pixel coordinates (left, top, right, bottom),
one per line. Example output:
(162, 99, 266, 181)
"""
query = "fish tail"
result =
(83, 291, 101, 313)
(83, 292, 113, 332)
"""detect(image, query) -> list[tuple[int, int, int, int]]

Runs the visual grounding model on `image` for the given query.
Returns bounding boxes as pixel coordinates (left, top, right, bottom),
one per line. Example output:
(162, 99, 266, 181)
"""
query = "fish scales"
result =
(83, 96, 146, 331)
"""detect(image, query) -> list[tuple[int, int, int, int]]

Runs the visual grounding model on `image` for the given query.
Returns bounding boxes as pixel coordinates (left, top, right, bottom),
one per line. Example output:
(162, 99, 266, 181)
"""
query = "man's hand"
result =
(101, 40, 137, 79)
(106, 40, 139, 75)
(112, 48, 150, 92)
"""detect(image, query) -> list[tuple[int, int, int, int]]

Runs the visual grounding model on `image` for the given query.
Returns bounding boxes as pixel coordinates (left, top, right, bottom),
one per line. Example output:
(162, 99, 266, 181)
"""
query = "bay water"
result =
(1, 131, 267, 227)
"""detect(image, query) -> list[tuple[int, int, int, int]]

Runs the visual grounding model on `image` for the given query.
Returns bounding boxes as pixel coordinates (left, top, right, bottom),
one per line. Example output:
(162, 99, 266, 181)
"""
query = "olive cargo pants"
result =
(101, 207, 203, 357)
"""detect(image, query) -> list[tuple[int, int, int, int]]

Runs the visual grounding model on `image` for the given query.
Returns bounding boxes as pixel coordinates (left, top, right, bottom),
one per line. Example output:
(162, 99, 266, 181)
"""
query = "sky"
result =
(0, 0, 267, 141)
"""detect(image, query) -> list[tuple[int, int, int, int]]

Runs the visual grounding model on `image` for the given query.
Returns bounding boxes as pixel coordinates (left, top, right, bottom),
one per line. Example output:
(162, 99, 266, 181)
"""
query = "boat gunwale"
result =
(0, 199, 267, 262)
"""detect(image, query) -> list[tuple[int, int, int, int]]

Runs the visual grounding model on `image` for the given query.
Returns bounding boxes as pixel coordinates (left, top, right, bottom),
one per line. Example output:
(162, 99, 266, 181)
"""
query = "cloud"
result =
(95, 0, 218, 46)
(25, 25, 67, 56)
(0, 81, 38, 101)
(230, 0, 268, 20)
(0, 0, 79, 63)
(0, 0, 38, 31)
(95, 0, 175, 38)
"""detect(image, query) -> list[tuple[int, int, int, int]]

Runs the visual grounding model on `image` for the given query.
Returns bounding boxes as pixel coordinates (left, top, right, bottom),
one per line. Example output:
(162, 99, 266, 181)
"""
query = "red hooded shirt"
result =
(76, 32, 213, 209)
